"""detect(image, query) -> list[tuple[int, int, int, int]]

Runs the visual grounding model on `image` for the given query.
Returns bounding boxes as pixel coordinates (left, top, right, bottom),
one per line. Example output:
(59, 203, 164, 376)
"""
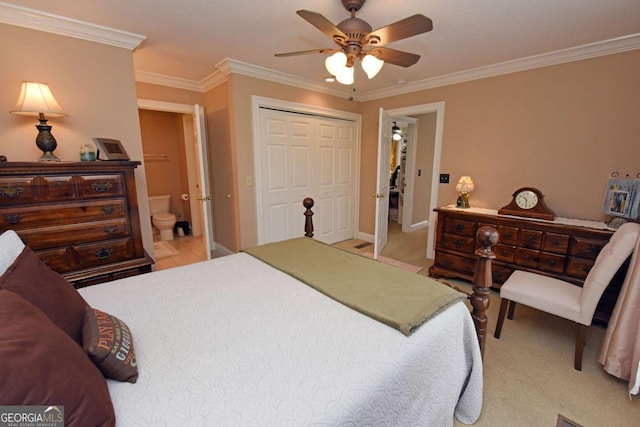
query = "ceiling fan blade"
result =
(297, 10, 348, 43)
(366, 15, 433, 46)
(275, 48, 335, 57)
(370, 47, 421, 67)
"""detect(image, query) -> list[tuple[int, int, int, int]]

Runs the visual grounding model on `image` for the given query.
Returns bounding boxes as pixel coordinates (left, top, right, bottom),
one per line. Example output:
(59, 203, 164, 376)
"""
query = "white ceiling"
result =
(3, 0, 640, 98)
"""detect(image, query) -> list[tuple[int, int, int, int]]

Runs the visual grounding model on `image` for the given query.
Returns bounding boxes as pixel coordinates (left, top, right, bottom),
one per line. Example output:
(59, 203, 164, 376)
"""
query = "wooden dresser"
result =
(429, 206, 626, 323)
(0, 161, 153, 287)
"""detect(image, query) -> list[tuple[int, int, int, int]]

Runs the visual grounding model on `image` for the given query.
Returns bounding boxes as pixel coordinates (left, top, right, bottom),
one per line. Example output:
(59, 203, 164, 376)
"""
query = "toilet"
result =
(148, 195, 177, 241)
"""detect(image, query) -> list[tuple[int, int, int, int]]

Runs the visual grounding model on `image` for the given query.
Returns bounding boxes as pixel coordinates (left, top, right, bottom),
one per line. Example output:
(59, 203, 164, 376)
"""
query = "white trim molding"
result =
(0, 1, 145, 50)
(137, 99, 194, 114)
(135, 71, 203, 92)
(360, 33, 640, 101)
(3, 2, 637, 99)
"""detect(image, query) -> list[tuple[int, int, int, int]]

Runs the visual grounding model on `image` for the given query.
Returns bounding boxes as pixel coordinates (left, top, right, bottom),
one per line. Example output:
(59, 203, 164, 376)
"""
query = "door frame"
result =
(251, 96, 362, 245)
(137, 98, 215, 255)
(386, 102, 445, 260)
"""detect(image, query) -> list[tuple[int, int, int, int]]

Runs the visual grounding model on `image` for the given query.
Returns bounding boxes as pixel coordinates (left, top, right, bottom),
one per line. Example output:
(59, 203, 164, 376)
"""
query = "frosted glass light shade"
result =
(335, 66, 354, 85)
(361, 54, 384, 79)
(12, 82, 66, 117)
(325, 52, 347, 77)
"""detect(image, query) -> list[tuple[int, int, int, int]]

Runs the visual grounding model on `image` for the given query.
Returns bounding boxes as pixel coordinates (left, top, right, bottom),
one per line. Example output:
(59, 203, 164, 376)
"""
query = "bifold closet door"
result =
(258, 108, 356, 244)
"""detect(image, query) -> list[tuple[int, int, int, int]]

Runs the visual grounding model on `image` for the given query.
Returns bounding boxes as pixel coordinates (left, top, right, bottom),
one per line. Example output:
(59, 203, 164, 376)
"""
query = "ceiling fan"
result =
(275, 0, 433, 84)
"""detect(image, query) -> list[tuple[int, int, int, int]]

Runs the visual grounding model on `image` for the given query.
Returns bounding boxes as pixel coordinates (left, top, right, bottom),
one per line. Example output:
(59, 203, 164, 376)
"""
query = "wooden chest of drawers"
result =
(0, 161, 153, 287)
(429, 206, 626, 323)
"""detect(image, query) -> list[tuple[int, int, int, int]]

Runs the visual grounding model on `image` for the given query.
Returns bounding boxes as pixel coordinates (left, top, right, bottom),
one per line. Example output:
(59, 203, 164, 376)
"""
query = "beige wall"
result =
(9, 22, 635, 255)
(0, 23, 154, 256)
(138, 109, 191, 224)
(359, 49, 640, 234)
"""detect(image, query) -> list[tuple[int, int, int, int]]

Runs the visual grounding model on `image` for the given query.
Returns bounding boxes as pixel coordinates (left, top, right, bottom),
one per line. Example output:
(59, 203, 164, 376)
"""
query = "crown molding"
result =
(1, 1, 636, 98)
(360, 33, 640, 101)
(135, 70, 203, 92)
(211, 58, 355, 99)
(135, 33, 640, 101)
(0, 1, 145, 50)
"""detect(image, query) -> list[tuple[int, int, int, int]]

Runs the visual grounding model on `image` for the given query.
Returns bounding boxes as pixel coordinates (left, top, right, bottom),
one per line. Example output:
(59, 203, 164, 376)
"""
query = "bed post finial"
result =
(473, 225, 499, 358)
(303, 198, 314, 238)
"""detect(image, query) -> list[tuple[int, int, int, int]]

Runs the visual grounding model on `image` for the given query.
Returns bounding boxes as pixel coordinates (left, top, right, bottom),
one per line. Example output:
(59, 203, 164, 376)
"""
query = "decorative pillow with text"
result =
(83, 307, 139, 383)
(0, 290, 115, 426)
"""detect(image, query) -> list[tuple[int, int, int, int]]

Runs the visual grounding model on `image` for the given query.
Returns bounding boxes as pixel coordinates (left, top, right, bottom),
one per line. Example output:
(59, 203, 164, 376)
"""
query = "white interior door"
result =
(374, 108, 393, 259)
(257, 108, 356, 245)
(194, 104, 214, 258)
(181, 115, 202, 238)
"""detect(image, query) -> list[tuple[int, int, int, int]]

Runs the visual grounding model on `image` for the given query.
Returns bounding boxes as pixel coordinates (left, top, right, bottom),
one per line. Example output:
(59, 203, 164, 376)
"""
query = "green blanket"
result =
(243, 237, 465, 336)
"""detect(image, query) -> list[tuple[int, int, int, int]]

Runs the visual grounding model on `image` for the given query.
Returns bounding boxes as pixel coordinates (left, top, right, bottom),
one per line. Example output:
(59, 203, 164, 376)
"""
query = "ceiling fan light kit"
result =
(361, 54, 384, 78)
(276, 0, 433, 85)
(336, 65, 355, 85)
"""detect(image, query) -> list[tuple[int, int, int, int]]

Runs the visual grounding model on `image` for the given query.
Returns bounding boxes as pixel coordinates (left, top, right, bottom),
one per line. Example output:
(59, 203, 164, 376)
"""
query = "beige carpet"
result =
(362, 252, 423, 273)
(153, 240, 179, 258)
(333, 224, 640, 426)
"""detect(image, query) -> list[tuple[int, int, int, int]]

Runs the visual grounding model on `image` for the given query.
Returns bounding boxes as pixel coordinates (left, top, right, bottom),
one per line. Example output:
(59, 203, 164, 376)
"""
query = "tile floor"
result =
(153, 234, 208, 271)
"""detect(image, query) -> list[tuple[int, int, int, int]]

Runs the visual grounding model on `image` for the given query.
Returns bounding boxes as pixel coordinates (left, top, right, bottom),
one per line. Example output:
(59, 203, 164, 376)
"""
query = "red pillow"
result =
(83, 307, 139, 383)
(0, 290, 115, 426)
(0, 246, 88, 345)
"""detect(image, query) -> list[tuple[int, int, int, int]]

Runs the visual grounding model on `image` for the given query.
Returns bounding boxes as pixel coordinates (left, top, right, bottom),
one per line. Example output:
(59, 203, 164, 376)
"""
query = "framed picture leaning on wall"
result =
(603, 177, 640, 219)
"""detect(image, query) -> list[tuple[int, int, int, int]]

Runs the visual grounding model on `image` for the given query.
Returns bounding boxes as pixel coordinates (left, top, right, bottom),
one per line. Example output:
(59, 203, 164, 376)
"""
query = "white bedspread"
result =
(79, 253, 482, 426)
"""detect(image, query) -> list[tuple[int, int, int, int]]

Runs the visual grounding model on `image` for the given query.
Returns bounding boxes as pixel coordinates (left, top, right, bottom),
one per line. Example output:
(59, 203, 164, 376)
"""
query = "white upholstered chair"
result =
(494, 222, 640, 370)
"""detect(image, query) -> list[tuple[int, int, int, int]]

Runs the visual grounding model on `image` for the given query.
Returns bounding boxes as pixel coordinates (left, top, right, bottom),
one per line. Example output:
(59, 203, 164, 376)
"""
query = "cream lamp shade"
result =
(12, 82, 67, 117)
(11, 82, 67, 162)
(455, 176, 475, 208)
(456, 176, 475, 194)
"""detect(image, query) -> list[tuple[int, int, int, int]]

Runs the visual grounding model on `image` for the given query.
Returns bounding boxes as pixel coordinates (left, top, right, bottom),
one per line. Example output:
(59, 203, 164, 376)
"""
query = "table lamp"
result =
(11, 82, 67, 162)
(456, 176, 475, 208)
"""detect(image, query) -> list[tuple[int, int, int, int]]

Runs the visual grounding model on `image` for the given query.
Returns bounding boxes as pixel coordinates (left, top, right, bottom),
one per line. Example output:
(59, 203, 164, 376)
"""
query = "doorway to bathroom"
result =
(138, 100, 214, 269)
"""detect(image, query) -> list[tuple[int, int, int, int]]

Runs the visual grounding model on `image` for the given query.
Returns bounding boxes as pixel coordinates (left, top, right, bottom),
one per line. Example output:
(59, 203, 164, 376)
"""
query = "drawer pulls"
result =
(91, 182, 113, 192)
(0, 185, 24, 199)
(103, 226, 118, 234)
(3, 213, 22, 224)
(94, 247, 114, 260)
(455, 224, 466, 232)
(101, 205, 115, 214)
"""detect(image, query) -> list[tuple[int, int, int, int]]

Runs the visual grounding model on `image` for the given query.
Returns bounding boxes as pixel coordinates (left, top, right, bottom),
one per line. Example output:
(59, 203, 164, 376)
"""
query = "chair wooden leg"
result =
(575, 324, 588, 371)
(507, 301, 516, 319)
(494, 299, 510, 339)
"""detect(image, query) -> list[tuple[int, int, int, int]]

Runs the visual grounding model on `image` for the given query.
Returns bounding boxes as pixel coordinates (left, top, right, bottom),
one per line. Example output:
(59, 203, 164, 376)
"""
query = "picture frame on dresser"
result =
(92, 138, 130, 161)
(603, 177, 639, 219)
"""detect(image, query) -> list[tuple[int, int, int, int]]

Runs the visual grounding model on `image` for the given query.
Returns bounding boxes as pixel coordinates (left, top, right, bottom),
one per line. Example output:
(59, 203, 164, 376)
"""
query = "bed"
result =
(0, 200, 498, 426)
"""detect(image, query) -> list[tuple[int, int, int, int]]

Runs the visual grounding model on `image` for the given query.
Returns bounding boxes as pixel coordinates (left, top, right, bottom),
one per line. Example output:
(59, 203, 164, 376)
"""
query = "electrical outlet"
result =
(439, 174, 450, 184)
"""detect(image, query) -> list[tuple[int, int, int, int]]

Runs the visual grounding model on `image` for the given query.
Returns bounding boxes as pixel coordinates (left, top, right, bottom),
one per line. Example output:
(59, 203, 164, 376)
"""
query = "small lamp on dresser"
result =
(456, 176, 475, 208)
(11, 81, 67, 162)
